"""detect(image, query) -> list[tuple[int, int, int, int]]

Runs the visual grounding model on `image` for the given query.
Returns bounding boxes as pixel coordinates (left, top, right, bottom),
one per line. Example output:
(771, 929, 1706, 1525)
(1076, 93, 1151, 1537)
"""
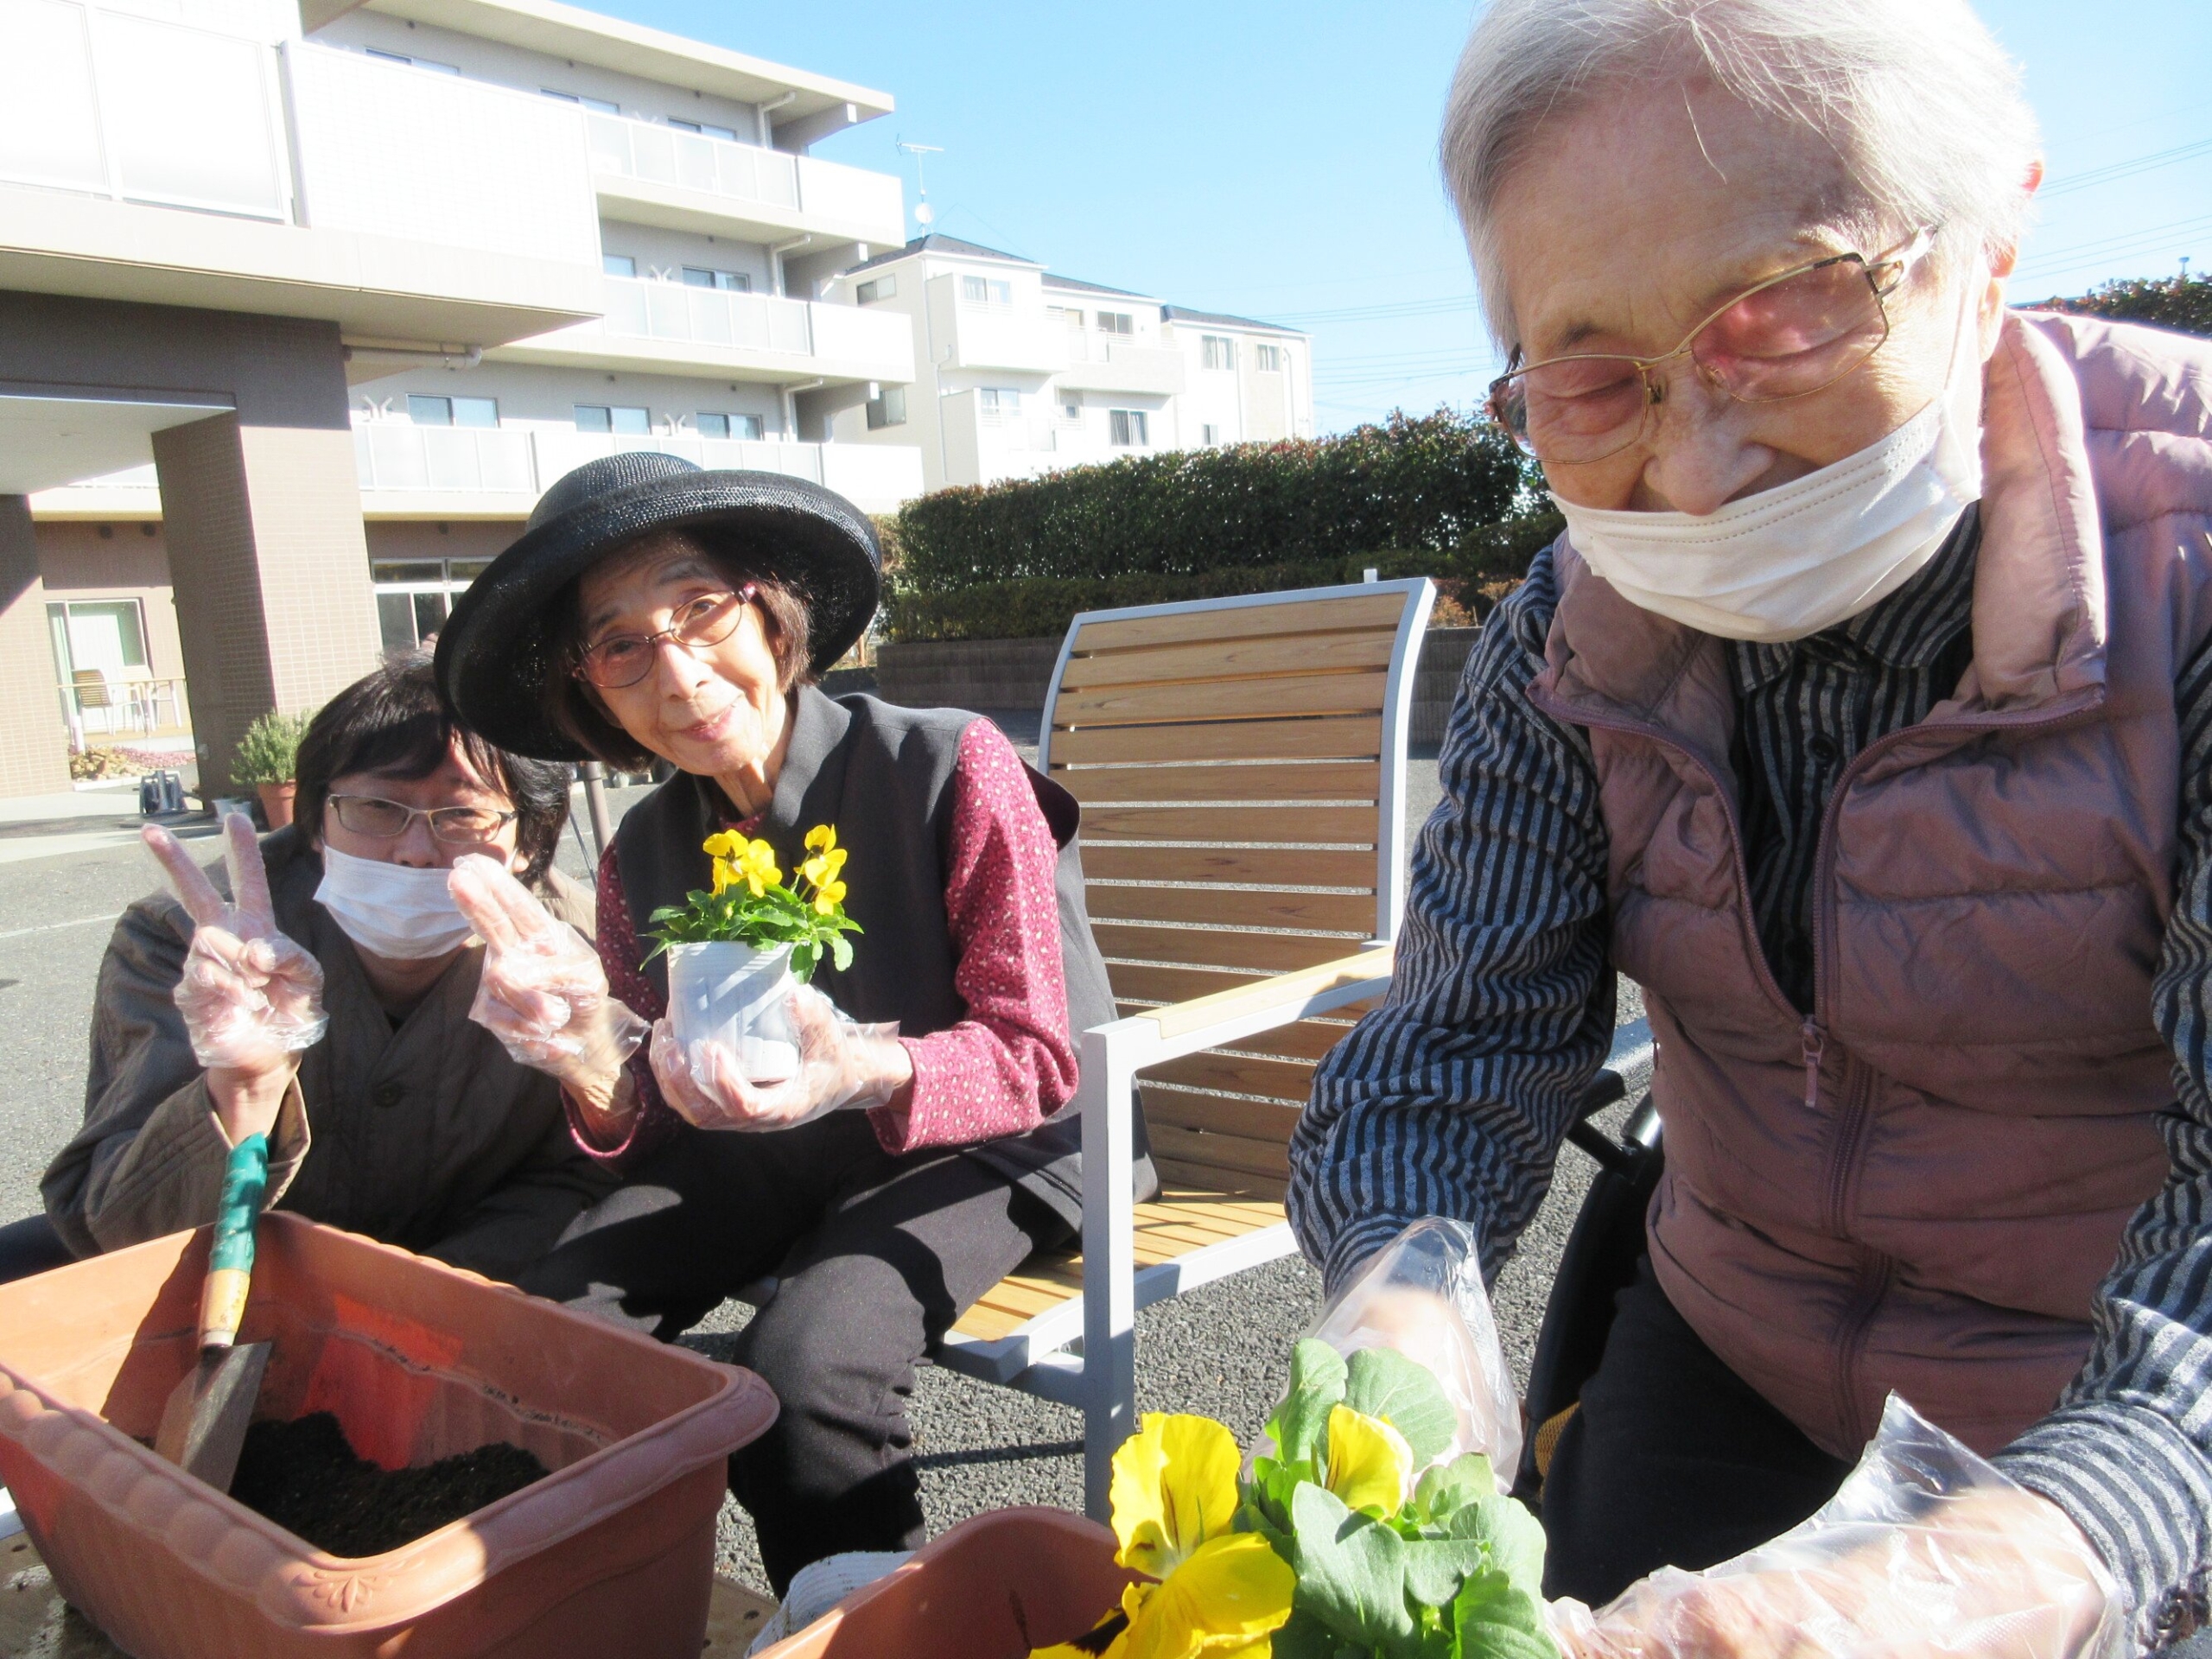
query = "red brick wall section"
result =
(0, 497, 73, 795)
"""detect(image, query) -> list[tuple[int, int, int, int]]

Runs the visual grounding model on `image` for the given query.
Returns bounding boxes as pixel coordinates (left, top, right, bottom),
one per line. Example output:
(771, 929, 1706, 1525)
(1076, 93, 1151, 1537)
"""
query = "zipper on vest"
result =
(1801, 1019, 1825, 1112)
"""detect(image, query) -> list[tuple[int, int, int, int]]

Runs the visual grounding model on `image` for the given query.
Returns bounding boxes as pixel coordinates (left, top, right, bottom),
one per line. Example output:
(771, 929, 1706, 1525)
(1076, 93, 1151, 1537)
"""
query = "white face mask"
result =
(315, 844, 479, 962)
(1550, 274, 1986, 644)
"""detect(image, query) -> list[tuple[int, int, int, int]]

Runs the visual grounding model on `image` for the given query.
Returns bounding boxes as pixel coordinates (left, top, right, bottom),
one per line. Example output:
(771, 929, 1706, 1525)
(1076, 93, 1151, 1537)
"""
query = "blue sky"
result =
(604, 1, 2208, 434)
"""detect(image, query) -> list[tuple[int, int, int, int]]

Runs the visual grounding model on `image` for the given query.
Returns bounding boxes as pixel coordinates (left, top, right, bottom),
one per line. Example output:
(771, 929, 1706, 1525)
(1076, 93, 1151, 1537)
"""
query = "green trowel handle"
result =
(199, 1133, 269, 1351)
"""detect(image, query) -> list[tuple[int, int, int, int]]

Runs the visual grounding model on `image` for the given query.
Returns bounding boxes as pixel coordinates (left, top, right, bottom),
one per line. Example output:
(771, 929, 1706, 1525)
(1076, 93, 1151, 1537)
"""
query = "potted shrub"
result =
(645, 825, 860, 1084)
(232, 709, 314, 830)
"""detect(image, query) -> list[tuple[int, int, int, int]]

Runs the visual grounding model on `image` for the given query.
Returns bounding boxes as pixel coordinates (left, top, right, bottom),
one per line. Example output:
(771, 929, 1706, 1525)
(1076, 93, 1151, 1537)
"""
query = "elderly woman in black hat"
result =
(434, 454, 1136, 1590)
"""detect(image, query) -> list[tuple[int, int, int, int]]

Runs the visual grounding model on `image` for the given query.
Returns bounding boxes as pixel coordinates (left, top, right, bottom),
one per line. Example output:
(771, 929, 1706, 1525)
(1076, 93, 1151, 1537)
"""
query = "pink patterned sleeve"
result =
(564, 847, 677, 1164)
(868, 719, 1080, 1154)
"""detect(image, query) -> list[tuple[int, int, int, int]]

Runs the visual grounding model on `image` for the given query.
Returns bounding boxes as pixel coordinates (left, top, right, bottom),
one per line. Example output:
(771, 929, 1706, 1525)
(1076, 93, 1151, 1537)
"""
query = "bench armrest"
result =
(1124, 945, 1395, 1062)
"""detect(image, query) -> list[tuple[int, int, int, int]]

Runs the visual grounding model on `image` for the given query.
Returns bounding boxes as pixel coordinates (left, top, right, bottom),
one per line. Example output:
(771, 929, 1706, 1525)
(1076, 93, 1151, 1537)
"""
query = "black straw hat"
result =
(434, 453, 881, 760)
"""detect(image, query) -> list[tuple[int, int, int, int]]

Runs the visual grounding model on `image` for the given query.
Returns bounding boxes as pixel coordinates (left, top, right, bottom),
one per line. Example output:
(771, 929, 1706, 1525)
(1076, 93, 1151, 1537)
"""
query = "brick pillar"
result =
(155, 415, 379, 796)
(0, 497, 72, 796)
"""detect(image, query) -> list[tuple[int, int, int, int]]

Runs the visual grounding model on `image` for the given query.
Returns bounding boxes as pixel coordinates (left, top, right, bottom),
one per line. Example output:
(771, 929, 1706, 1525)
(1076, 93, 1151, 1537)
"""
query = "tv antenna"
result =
(895, 137, 942, 230)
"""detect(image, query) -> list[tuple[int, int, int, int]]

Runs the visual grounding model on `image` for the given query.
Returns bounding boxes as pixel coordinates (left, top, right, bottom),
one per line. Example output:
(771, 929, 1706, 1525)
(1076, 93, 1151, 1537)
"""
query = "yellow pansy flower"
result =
(710, 857, 736, 896)
(734, 837, 780, 897)
(801, 844, 849, 887)
(1109, 1413, 1241, 1578)
(702, 830, 744, 859)
(1321, 1403, 1411, 1517)
(1030, 1535, 1293, 1659)
(804, 823, 837, 853)
(811, 879, 847, 916)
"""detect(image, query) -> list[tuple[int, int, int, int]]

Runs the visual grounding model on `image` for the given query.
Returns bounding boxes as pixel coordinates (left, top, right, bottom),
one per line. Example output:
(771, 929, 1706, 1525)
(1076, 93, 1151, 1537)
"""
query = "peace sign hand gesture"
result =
(447, 855, 648, 1121)
(143, 813, 329, 1077)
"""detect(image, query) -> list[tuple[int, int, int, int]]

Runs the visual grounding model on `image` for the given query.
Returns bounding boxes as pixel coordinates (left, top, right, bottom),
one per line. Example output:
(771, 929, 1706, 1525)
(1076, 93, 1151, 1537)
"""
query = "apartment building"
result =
(811, 236, 1313, 493)
(0, 0, 920, 797)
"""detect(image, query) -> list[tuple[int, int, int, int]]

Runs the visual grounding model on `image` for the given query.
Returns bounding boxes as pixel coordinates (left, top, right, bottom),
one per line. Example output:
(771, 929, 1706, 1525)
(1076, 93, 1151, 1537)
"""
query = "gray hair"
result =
(1442, 0, 2040, 346)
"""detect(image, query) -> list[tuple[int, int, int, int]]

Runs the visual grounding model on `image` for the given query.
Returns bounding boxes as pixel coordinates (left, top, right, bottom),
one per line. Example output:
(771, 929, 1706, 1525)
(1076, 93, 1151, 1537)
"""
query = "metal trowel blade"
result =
(153, 1340, 271, 1493)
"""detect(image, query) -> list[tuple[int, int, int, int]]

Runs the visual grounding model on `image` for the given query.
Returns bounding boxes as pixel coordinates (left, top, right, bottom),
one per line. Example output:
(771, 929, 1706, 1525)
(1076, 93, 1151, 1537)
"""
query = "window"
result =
(1047, 306, 1084, 329)
(696, 412, 764, 440)
(406, 394, 498, 428)
(866, 385, 908, 429)
(1109, 409, 1148, 447)
(1202, 335, 1236, 371)
(855, 276, 897, 305)
(574, 404, 650, 434)
(669, 118, 740, 142)
(682, 267, 750, 292)
(1256, 343, 1283, 372)
(370, 559, 480, 657)
(978, 387, 1020, 420)
(1096, 310, 1134, 336)
(602, 253, 637, 277)
(542, 88, 619, 113)
(1201, 423, 1222, 446)
(367, 48, 458, 73)
(1059, 390, 1083, 422)
(960, 275, 1014, 307)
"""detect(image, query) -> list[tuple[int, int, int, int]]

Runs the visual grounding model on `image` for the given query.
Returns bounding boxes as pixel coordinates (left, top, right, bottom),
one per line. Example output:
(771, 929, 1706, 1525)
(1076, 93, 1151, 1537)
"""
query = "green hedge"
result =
(882, 518, 1561, 644)
(2038, 273, 2212, 337)
(893, 410, 1532, 590)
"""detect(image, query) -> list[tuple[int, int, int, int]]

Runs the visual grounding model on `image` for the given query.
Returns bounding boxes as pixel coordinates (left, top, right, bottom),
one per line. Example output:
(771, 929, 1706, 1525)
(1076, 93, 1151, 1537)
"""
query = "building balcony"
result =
(1055, 334, 1187, 395)
(0, 24, 602, 345)
(942, 304, 1071, 374)
(586, 113, 903, 247)
(32, 427, 925, 518)
(495, 275, 914, 387)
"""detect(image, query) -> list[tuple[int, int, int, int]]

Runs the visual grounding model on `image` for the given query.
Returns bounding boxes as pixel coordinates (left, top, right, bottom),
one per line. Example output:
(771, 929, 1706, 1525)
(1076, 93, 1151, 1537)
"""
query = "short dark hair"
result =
(296, 648, 573, 883)
(537, 529, 815, 771)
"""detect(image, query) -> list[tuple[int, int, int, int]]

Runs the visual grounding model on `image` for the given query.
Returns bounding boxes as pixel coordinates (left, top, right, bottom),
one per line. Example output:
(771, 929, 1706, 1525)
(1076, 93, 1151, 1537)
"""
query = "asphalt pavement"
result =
(0, 739, 1645, 1595)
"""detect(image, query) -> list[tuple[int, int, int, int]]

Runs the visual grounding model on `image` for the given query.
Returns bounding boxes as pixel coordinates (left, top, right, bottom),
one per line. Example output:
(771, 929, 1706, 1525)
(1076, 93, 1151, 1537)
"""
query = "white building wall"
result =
(314, 10, 769, 139)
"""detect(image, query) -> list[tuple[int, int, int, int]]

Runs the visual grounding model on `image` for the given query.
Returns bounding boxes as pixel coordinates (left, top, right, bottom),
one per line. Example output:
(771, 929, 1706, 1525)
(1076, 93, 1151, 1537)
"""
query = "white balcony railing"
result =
(353, 424, 537, 494)
(1057, 332, 1188, 394)
(343, 425, 925, 512)
(599, 274, 813, 355)
(584, 113, 903, 237)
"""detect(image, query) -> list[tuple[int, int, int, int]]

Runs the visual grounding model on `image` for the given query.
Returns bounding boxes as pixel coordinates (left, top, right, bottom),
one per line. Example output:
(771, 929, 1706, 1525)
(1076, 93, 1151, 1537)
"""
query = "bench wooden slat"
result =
(1071, 592, 1410, 652)
(1078, 804, 1376, 845)
(1053, 671, 1388, 728)
(1088, 883, 1377, 934)
(1151, 1157, 1290, 1201)
(1107, 962, 1269, 1005)
(1059, 629, 1397, 690)
(1048, 715, 1383, 766)
(1058, 761, 1380, 806)
(1141, 1093, 1306, 1147)
(1145, 1048, 1317, 1105)
(1112, 1010, 1364, 1065)
(1079, 844, 1377, 890)
(1094, 922, 1361, 975)
(1144, 1119, 1294, 1179)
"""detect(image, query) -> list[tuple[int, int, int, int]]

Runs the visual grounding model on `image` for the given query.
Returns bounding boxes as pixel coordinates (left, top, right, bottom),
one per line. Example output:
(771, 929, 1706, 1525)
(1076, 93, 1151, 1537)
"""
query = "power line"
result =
(2040, 136, 2212, 200)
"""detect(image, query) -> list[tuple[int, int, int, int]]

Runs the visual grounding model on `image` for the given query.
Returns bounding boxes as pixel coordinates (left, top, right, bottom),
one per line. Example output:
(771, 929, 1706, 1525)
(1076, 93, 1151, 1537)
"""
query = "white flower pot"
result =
(664, 940, 799, 1084)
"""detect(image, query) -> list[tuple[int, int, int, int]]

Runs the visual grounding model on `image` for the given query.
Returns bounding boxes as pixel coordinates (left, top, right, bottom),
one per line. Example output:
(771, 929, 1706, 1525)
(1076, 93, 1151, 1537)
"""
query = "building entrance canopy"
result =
(0, 391, 231, 496)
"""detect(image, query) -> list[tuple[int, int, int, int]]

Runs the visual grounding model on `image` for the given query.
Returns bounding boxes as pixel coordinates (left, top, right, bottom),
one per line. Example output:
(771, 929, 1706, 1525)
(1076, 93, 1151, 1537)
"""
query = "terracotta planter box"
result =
(758, 1508, 1135, 1658)
(0, 1214, 777, 1659)
(255, 781, 296, 830)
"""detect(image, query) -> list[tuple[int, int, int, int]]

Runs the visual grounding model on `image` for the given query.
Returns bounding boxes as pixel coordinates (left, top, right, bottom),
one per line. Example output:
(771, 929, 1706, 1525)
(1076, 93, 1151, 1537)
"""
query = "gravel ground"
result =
(0, 739, 1646, 1599)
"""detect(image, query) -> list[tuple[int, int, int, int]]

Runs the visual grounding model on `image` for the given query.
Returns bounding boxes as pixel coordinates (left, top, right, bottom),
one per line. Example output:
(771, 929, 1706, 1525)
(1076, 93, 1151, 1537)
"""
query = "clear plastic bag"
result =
(1548, 1395, 2126, 1659)
(1303, 1216, 1523, 1490)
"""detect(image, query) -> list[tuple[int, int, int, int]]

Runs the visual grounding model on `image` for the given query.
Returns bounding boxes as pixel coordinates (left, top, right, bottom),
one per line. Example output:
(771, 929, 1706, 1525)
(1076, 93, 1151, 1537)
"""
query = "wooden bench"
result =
(931, 580, 1435, 1516)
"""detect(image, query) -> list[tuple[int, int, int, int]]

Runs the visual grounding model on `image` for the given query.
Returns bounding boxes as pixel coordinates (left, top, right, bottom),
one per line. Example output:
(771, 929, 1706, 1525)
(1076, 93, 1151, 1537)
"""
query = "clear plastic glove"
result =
(1306, 1217, 1523, 1488)
(649, 981, 906, 1132)
(448, 854, 647, 1105)
(145, 815, 327, 1072)
(1548, 1395, 2125, 1659)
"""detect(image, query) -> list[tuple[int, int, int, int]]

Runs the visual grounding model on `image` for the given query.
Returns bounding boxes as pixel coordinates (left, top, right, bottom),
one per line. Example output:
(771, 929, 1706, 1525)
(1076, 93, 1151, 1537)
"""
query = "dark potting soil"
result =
(228, 1411, 550, 1557)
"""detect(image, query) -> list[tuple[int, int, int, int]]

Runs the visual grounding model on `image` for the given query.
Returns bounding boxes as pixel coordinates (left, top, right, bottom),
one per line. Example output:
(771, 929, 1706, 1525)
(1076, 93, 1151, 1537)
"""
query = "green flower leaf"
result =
(1289, 1481, 1414, 1650)
(1344, 1346, 1459, 1466)
(1450, 1492, 1548, 1606)
(1269, 1606, 1363, 1659)
(1449, 1565, 1557, 1659)
(829, 932, 855, 972)
(1413, 1455, 1495, 1528)
(1272, 1338, 1349, 1466)
(1400, 1535, 1488, 1610)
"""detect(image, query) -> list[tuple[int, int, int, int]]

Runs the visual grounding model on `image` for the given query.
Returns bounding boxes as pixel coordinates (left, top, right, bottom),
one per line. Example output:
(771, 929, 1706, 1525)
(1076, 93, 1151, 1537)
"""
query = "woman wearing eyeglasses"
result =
(429, 455, 1132, 1593)
(1289, 0, 2212, 1651)
(43, 649, 613, 1282)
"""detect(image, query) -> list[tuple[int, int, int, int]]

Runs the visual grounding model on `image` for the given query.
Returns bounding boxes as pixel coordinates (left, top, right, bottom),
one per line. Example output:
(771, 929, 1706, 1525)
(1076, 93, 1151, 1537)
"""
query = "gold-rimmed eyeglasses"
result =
(1485, 228, 1936, 466)
(575, 583, 759, 690)
(327, 794, 517, 843)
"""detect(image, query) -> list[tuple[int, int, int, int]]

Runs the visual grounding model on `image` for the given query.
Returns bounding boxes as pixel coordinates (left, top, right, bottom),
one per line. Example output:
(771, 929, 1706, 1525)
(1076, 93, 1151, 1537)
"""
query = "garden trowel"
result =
(154, 1133, 272, 1492)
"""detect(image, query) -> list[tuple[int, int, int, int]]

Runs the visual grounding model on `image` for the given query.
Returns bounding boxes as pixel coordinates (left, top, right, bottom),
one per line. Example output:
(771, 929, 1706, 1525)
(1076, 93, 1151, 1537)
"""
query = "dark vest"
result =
(613, 686, 1152, 1229)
